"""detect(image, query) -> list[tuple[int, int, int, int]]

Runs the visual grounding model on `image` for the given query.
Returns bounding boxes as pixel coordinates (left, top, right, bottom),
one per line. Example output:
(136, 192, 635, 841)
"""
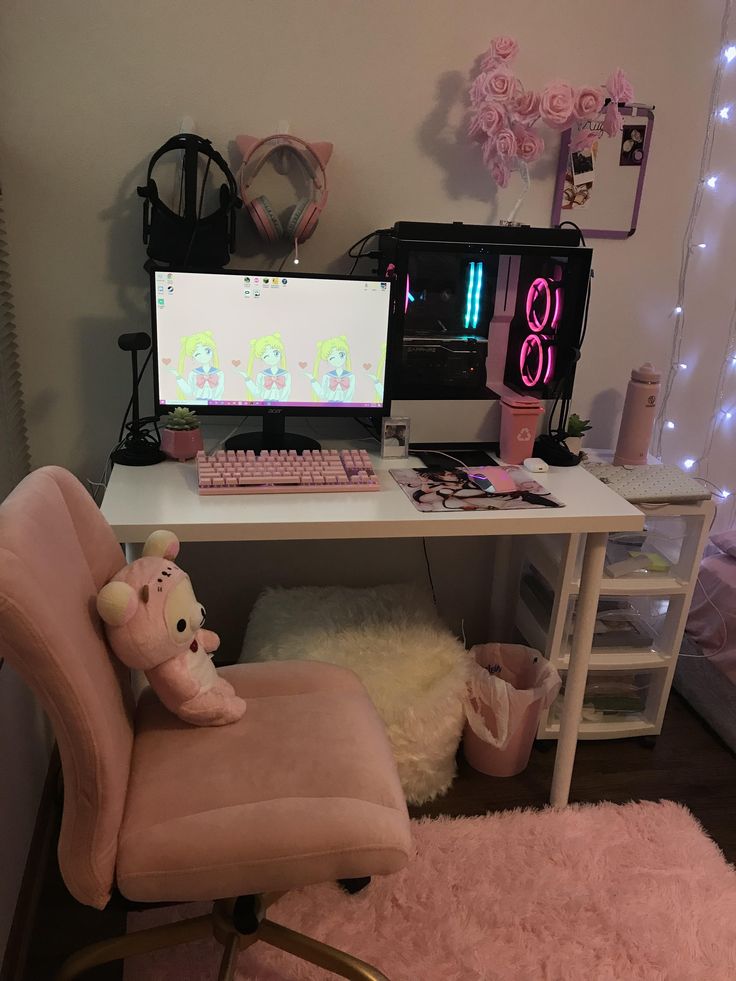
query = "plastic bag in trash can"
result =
(464, 643, 561, 749)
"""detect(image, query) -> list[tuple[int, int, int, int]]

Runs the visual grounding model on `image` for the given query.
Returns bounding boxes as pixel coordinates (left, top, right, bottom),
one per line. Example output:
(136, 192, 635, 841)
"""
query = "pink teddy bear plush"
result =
(96, 530, 246, 726)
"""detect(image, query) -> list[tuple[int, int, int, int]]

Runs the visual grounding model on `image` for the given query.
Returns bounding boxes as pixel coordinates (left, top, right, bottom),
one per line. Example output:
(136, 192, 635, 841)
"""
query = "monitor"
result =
(151, 268, 394, 451)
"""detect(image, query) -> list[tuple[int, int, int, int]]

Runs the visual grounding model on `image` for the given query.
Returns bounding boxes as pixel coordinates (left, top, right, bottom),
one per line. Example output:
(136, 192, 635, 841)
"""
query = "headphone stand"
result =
(111, 333, 165, 467)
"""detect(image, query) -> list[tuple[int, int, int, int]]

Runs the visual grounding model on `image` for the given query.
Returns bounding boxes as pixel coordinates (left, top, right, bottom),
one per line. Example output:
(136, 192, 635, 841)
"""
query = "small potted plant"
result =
(161, 407, 204, 461)
(564, 413, 592, 456)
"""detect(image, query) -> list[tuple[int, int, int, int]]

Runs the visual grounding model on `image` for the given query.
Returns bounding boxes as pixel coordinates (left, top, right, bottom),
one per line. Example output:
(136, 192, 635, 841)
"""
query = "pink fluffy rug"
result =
(124, 801, 736, 980)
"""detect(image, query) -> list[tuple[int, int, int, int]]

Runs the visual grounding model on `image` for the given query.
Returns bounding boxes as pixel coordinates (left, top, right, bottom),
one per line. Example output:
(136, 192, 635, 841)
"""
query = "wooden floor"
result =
(21, 691, 736, 981)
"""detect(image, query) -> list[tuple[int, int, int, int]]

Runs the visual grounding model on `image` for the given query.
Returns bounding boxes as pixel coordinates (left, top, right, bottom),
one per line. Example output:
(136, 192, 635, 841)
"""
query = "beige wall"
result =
(0, 0, 728, 956)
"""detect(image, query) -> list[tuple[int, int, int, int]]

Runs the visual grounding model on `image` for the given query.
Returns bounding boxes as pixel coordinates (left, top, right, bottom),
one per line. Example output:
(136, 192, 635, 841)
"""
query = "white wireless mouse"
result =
(523, 457, 549, 473)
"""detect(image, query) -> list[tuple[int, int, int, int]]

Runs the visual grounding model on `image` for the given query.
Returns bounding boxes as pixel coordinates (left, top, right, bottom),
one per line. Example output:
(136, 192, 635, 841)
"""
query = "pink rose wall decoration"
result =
(467, 37, 633, 191)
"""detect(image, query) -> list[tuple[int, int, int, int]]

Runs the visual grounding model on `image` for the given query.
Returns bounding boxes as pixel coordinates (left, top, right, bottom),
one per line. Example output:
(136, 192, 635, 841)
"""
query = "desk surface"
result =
(101, 444, 644, 543)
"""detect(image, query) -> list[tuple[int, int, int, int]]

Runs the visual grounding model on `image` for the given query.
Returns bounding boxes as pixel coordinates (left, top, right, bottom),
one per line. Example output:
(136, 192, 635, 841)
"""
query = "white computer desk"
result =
(101, 445, 644, 808)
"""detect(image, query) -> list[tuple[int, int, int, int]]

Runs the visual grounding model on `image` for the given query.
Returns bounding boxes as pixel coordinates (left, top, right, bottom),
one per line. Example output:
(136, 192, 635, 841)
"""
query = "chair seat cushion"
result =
(117, 661, 411, 902)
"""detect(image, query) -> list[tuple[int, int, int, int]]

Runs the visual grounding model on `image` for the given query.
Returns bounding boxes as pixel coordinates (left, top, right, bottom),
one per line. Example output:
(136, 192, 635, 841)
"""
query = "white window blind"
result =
(0, 183, 30, 499)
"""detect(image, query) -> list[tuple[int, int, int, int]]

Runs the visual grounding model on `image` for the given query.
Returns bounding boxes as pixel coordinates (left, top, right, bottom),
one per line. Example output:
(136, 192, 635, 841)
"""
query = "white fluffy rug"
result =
(240, 583, 471, 804)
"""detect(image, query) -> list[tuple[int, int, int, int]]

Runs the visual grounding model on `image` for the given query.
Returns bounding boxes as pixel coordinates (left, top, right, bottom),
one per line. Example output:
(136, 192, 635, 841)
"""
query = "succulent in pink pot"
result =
(161, 407, 204, 462)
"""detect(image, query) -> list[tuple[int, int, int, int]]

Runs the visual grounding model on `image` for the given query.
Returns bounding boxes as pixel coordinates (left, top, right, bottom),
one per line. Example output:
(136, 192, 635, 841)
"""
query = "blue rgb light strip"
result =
(464, 262, 476, 329)
(473, 262, 483, 329)
(464, 261, 484, 330)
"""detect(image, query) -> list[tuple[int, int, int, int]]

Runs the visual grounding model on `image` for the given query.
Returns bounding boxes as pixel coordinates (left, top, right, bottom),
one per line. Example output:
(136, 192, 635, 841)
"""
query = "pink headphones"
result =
(235, 133, 332, 245)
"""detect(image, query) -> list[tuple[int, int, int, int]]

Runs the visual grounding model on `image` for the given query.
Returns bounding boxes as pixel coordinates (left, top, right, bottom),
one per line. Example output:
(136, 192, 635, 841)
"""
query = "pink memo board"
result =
(550, 104, 655, 239)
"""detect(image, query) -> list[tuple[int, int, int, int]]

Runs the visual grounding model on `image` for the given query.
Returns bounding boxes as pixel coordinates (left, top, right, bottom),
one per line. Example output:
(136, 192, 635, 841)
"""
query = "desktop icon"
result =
(157, 298, 165, 306)
(244, 289, 251, 297)
(254, 289, 261, 297)
(263, 277, 270, 284)
(281, 278, 287, 285)
(254, 277, 260, 284)
(244, 276, 251, 283)
(167, 285, 174, 293)
(157, 285, 164, 292)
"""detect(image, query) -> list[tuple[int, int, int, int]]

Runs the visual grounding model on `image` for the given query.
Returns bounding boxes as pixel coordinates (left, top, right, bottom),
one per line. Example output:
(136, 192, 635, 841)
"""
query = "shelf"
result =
(530, 535, 688, 596)
(590, 575, 688, 596)
(513, 495, 714, 742)
(555, 650, 672, 671)
(540, 715, 658, 740)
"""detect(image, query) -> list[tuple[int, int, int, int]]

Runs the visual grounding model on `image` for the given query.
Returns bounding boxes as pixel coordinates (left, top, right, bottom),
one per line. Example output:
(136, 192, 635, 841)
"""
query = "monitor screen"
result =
(153, 270, 392, 413)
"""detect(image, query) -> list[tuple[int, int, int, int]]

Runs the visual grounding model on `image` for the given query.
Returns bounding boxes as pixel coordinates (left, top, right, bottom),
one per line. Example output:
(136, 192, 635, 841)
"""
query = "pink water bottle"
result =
(613, 363, 661, 466)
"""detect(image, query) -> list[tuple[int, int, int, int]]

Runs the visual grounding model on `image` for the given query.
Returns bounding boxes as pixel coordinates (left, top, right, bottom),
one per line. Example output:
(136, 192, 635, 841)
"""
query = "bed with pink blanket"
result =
(677, 530, 736, 751)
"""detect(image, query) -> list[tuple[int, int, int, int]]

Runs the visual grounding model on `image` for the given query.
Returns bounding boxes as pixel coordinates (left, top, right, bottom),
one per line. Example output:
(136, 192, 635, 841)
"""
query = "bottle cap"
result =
(631, 363, 660, 383)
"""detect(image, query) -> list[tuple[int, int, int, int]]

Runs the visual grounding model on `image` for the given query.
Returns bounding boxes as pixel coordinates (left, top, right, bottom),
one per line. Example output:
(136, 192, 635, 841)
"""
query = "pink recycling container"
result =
(463, 643, 561, 777)
(499, 393, 543, 465)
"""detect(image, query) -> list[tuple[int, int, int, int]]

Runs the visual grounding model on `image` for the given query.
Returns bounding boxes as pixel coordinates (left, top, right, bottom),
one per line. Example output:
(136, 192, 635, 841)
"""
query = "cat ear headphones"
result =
(137, 133, 241, 268)
(235, 134, 332, 247)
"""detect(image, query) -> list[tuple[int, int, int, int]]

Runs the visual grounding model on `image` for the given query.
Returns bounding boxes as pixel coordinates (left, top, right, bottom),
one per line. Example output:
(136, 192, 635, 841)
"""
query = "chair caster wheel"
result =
(638, 735, 657, 749)
(232, 895, 260, 934)
(338, 876, 371, 895)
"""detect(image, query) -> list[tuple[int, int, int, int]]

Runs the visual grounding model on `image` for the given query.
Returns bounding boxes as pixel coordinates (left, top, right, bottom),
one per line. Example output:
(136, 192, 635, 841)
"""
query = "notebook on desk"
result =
(584, 464, 711, 504)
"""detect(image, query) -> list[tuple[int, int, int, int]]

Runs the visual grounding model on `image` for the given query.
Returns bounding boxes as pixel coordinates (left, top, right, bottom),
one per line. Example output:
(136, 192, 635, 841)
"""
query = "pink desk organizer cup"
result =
(499, 394, 543, 465)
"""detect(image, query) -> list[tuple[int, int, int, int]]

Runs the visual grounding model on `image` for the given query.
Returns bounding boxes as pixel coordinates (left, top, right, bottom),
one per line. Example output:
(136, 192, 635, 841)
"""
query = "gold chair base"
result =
(56, 894, 390, 981)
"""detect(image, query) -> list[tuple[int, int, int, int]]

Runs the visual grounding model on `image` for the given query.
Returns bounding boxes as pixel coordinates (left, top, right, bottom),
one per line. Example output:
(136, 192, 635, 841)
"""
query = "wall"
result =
(0, 0, 727, 955)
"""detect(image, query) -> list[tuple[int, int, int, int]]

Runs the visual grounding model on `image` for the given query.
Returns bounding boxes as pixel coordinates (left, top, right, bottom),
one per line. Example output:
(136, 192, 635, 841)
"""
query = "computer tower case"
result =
(378, 222, 592, 402)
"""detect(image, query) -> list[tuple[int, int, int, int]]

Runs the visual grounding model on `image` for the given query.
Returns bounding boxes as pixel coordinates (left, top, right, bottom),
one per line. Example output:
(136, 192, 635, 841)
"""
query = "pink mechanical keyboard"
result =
(196, 448, 380, 495)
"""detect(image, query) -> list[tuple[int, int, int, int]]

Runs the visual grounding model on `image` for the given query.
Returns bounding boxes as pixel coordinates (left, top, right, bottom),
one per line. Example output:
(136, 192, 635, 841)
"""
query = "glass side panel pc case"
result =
(378, 222, 593, 401)
(152, 269, 395, 418)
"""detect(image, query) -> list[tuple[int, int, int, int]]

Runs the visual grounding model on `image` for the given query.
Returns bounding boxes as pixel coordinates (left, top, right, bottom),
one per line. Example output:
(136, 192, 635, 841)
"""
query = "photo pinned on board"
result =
(620, 124, 645, 166)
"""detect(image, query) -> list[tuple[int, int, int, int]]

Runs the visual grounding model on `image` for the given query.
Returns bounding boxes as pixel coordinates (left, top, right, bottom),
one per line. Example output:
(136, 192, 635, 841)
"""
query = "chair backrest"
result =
(0, 467, 132, 909)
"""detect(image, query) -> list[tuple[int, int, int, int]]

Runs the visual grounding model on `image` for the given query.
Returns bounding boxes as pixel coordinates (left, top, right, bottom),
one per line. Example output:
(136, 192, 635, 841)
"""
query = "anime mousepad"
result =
(390, 466, 564, 512)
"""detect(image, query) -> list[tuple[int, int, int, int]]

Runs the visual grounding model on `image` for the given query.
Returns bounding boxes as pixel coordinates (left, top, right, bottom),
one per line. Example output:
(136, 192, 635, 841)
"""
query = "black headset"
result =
(137, 133, 241, 268)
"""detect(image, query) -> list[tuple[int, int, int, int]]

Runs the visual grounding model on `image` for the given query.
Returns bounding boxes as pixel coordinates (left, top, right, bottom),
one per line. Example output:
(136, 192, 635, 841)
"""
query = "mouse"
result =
(523, 457, 549, 473)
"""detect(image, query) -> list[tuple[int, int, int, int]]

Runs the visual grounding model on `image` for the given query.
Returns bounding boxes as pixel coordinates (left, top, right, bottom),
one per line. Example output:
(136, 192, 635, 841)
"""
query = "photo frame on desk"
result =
(551, 104, 655, 239)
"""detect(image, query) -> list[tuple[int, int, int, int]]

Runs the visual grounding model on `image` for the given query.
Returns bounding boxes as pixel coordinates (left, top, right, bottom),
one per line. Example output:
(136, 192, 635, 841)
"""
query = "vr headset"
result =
(137, 133, 241, 268)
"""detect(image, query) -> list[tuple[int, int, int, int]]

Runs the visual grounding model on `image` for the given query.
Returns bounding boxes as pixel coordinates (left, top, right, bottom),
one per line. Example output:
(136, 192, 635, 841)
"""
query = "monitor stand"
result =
(224, 413, 321, 453)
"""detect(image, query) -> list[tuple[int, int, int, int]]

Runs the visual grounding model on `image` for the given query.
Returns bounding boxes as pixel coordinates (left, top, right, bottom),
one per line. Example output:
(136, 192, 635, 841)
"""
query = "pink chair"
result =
(0, 467, 411, 980)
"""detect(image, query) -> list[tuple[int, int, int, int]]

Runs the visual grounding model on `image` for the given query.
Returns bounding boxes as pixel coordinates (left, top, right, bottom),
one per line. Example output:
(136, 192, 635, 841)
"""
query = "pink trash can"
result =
(463, 643, 561, 777)
(499, 394, 543, 465)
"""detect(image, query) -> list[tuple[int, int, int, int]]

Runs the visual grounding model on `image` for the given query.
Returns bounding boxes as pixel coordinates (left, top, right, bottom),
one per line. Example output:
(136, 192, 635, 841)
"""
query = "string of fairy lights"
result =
(654, 0, 735, 512)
